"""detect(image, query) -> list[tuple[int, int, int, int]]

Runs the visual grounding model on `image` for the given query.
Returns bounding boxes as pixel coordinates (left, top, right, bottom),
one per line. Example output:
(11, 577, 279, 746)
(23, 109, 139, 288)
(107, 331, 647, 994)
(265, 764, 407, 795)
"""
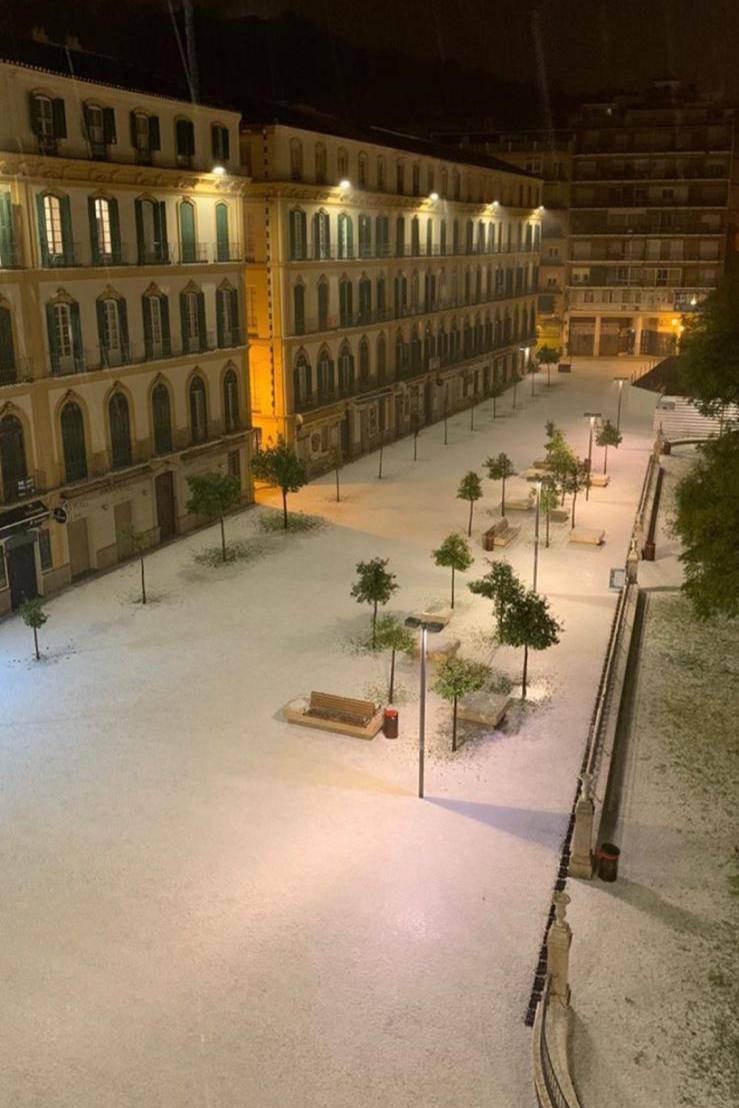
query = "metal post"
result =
(616, 381, 624, 438)
(418, 626, 427, 799)
(586, 419, 594, 501)
(533, 482, 541, 591)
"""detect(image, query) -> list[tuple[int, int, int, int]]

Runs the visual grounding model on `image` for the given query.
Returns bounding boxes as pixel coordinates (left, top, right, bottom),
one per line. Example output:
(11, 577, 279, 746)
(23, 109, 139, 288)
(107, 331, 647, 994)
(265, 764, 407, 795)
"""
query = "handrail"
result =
(533, 978, 583, 1108)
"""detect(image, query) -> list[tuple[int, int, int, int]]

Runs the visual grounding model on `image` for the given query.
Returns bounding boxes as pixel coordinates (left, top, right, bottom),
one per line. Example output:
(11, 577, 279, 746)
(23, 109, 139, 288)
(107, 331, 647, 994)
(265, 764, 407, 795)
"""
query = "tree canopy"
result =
(251, 438, 308, 528)
(679, 272, 739, 416)
(433, 533, 473, 607)
(350, 557, 399, 647)
(186, 472, 241, 561)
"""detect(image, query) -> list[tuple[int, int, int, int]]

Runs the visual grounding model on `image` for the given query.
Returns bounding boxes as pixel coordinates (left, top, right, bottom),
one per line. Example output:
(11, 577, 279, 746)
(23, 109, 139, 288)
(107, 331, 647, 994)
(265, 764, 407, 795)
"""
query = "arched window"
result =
(181, 288, 205, 354)
(289, 208, 307, 260)
(339, 277, 353, 327)
(0, 415, 27, 502)
(293, 282, 305, 335)
(317, 278, 329, 330)
(475, 268, 482, 302)
(484, 314, 493, 350)
(215, 202, 230, 262)
(488, 222, 496, 254)
(440, 219, 447, 256)
(317, 348, 332, 398)
(97, 296, 129, 367)
(211, 123, 229, 162)
(60, 401, 87, 483)
(358, 152, 368, 189)
(376, 334, 386, 382)
(189, 376, 208, 443)
(477, 222, 486, 255)
(337, 147, 349, 180)
(132, 111, 159, 163)
(223, 368, 239, 432)
(410, 270, 419, 312)
(358, 214, 372, 258)
(313, 210, 330, 260)
(29, 93, 62, 154)
(89, 196, 121, 263)
(377, 156, 386, 191)
(178, 199, 197, 264)
(47, 299, 81, 375)
(152, 382, 172, 455)
(426, 218, 433, 257)
(358, 336, 370, 381)
(136, 197, 167, 264)
(39, 192, 73, 264)
(395, 216, 405, 257)
(358, 276, 371, 321)
(289, 139, 303, 182)
(338, 343, 354, 393)
(376, 275, 386, 314)
(0, 305, 16, 385)
(465, 220, 474, 255)
(143, 291, 170, 359)
(293, 353, 312, 409)
(337, 212, 353, 259)
(395, 331, 405, 374)
(411, 216, 420, 256)
(452, 219, 460, 255)
(315, 143, 327, 184)
(175, 118, 195, 167)
(109, 392, 132, 469)
(375, 215, 389, 257)
(84, 103, 111, 158)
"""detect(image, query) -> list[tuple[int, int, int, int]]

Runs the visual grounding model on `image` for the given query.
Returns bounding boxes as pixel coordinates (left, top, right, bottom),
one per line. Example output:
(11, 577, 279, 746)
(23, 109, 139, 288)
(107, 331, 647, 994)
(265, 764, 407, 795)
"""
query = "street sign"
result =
(52, 506, 68, 524)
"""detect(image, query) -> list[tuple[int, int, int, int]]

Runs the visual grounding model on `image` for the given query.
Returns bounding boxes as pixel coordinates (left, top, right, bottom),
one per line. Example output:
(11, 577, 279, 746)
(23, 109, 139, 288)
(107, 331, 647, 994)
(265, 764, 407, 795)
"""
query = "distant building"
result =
(0, 61, 252, 613)
(241, 117, 542, 475)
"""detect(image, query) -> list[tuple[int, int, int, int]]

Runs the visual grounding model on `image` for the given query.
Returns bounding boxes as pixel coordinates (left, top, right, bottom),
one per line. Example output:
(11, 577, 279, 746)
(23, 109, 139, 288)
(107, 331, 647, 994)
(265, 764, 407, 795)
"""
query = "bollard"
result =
(569, 772, 595, 878)
(547, 891, 573, 1005)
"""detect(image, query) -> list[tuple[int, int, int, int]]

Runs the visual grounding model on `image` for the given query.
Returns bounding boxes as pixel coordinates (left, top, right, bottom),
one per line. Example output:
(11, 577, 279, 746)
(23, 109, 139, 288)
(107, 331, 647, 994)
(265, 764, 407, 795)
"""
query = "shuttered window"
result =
(60, 402, 87, 483)
(152, 384, 172, 455)
(109, 393, 132, 469)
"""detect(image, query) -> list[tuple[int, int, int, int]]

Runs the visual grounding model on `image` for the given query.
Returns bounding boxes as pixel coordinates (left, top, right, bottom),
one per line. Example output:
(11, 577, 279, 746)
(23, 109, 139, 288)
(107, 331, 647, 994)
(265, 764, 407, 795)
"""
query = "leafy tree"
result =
(468, 560, 520, 615)
(498, 587, 562, 698)
(457, 471, 483, 536)
(562, 461, 590, 528)
(679, 273, 739, 417)
(251, 437, 308, 529)
(374, 613, 415, 702)
(544, 419, 560, 442)
(538, 345, 560, 387)
(20, 597, 48, 661)
(432, 532, 473, 609)
(120, 524, 149, 604)
(490, 379, 505, 420)
(350, 557, 399, 648)
(485, 453, 515, 516)
(546, 434, 578, 503)
(432, 656, 489, 751)
(186, 472, 241, 561)
(673, 430, 739, 618)
(596, 419, 622, 474)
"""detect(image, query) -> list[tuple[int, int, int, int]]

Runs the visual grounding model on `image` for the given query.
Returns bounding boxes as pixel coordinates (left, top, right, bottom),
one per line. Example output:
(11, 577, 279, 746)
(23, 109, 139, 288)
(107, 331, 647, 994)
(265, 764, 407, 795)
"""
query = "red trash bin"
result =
(598, 842, 620, 882)
(383, 708, 399, 739)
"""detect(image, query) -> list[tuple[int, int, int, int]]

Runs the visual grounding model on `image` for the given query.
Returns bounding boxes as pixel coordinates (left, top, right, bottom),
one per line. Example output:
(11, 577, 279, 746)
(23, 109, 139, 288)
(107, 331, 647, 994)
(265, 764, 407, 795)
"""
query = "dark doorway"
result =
(7, 536, 38, 609)
(155, 471, 176, 540)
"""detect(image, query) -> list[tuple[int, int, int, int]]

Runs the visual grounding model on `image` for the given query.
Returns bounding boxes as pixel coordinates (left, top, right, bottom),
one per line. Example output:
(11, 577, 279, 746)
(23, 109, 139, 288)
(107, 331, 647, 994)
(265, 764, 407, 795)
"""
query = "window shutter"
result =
(52, 99, 67, 138)
(221, 127, 230, 161)
(216, 289, 224, 347)
(157, 202, 168, 261)
(176, 119, 187, 155)
(29, 93, 42, 135)
(129, 110, 138, 147)
(142, 293, 153, 358)
(109, 198, 121, 263)
(135, 199, 145, 263)
(118, 297, 129, 359)
(70, 301, 83, 371)
(36, 193, 50, 266)
(88, 196, 100, 264)
(0, 308, 14, 374)
(179, 291, 188, 352)
(96, 298, 107, 361)
(230, 288, 239, 342)
(46, 302, 60, 373)
(81, 104, 92, 140)
(60, 196, 73, 264)
(160, 294, 171, 355)
(186, 120, 195, 155)
(197, 292, 207, 351)
(216, 203, 229, 261)
(103, 107, 116, 145)
(149, 115, 160, 151)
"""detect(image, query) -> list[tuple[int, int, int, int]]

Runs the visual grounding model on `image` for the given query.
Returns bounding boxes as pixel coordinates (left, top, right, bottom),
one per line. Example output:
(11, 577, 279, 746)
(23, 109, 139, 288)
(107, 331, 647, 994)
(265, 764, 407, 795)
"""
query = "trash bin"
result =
(383, 708, 399, 739)
(598, 842, 620, 882)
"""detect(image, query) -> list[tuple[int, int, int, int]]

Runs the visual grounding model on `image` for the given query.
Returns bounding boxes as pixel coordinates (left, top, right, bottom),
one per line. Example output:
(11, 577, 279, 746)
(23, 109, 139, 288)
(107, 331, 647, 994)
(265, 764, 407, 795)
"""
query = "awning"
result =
(0, 499, 49, 540)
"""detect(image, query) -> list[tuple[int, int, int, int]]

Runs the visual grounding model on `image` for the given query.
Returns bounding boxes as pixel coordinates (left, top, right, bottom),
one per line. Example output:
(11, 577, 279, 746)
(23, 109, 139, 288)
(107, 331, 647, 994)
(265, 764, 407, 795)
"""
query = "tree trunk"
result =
(444, 415, 448, 445)
(389, 647, 396, 703)
(452, 696, 458, 752)
(378, 443, 384, 479)
(282, 490, 288, 530)
(571, 487, 578, 529)
(335, 466, 340, 502)
(220, 516, 227, 561)
(501, 476, 506, 517)
(467, 499, 473, 537)
(545, 511, 550, 548)
(547, 367, 551, 388)
(603, 445, 609, 474)
(522, 644, 529, 699)
(470, 404, 474, 431)
(451, 566, 455, 609)
(413, 431, 418, 461)
(33, 626, 39, 661)
(372, 600, 378, 648)
(140, 556, 146, 605)
(492, 395, 497, 420)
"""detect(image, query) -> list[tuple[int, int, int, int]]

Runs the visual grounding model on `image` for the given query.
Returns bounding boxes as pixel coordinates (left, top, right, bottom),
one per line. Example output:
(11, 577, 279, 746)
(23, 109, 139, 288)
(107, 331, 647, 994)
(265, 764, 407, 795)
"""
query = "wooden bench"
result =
(482, 518, 520, 550)
(589, 473, 610, 488)
(568, 527, 605, 546)
(457, 691, 512, 730)
(283, 691, 384, 739)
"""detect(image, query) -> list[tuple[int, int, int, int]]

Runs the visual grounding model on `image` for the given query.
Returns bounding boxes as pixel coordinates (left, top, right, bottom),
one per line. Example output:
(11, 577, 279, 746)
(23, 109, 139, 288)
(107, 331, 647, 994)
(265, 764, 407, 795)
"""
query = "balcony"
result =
(1, 473, 38, 507)
(0, 356, 34, 386)
(0, 243, 21, 269)
(288, 242, 540, 264)
(48, 330, 244, 378)
(568, 286, 711, 310)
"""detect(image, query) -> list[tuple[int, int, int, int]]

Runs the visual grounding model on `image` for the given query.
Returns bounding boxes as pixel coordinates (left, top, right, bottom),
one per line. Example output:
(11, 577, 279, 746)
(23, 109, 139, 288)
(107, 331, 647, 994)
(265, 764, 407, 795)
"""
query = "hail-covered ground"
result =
(0, 359, 657, 1108)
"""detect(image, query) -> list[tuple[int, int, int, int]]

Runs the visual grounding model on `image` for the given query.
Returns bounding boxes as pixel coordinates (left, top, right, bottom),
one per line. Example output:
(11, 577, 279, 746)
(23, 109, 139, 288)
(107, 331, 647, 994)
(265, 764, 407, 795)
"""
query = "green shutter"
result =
(29, 93, 42, 135)
(216, 289, 224, 347)
(46, 302, 60, 373)
(52, 99, 67, 138)
(88, 196, 100, 264)
(216, 203, 229, 261)
(179, 291, 188, 352)
(129, 110, 138, 147)
(230, 288, 239, 344)
(149, 116, 161, 151)
(0, 307, 15, 376)
(157, 202, 168, 262)
(118, 298, 129, 360)
(135, 199, 145, 263)
(96, 298, 107, 363)
(142, 293, 152, 358)
(197, 292, 207, 352)
(0, 193, 14, 266)
(60, 196, 73, 265)
(36, 193, 50, 266)
(160, 294, 171, 355)
(221, 127, 230, 161)
(179, 202, 195, 263)
(70, 301, 83, 371)
(109, 198, 121, 263)
(82, 104, 92, 140)
(103, 107, 116, 145)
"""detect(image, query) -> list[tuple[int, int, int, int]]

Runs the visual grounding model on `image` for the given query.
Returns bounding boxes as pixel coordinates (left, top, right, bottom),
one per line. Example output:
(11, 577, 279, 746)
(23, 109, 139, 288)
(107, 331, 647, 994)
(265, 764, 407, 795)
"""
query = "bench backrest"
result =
(309, 691, 376, 722)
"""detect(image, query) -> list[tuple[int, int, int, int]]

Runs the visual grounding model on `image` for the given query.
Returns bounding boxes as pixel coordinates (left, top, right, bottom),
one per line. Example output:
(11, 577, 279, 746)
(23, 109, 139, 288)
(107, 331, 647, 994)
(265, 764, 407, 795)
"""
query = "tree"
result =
(546, 434, 578, 504)
(562, 461, 590, 528)
(457, 471, 483, 536)
(485, 452, 515, 516)
(120, 524, 149, 604)
(20, 597, 48, 661)
(374, 614, 415, 702)
(596, 419, 622, 474)
(468, 559, 520, 614)
(673, 430, 739, 619)
(432, 532, 473, 609)
(539, 481, 559, 548)
(679, 273, 739, 417)
(498, 587, 562, 699)
(350, 557, 399, 648)
(538, 345, 560, 387)
(432, 656, 489, 751)
(251, 437, 308, 529)
(186, 472, 241, 561)
(490, 379, 505, 420)
(332, 444, 342, 502)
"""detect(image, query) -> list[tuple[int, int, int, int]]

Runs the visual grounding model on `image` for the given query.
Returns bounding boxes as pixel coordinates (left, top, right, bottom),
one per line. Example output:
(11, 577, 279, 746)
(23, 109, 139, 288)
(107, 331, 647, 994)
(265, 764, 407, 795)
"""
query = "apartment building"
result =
(566, 81, 737, 357)
(0, 60, 252, 613)
(241, 115, 542, 476)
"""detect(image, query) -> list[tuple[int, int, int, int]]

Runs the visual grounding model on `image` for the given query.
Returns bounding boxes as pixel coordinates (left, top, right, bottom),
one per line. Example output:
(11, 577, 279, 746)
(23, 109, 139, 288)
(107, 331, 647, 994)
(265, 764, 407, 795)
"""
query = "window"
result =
(337, 148, 348, 180)
(89, 196, 120, 263)
(338, 343, 354, 393)
(375, 215, 389, 257)
(440, 220, 447, 256)
(396, 161, 405, 194)
(217, 285, 239, 346)
(452, 219, 460, 255)
(293, 282, 305, 334)
(411, 216, 420, 256)
(465, 220, 474, 255)
(376, 334, 386, 381)
(317, 348, 332, 397)
(359, 336, 370, 381)
(84, 104, 116, 158)
(426, 218, 433, 257)
(29, 93, 66, 152)
(212, 124, 230, 163)
(60, 401, 87, 483)
(317, 279, 329, 330)
(293, 353, 312, 408)
(376, 275, 386, 314)
(289, 138, 303, 181)
(339, 277, 353, 327)
(337, 213, 353, 259)
(130, 111, 160, 163)
(47, 299, 82, 375)
(176, 118, 195, 167)
(313, 210, 330, 259)
(358, 214, 372, 258)
(0, 415, 27, 503)
(358, 152, 368, 189)
(289, 208, 307, 260)
(40, 193, 71, 263)
(180, 289, 206, 353)
(0, 304, 15, 384)
(412, 164, 420, 196)
(215, 202, 230, 262)
(143, 293, 170, 359)
(315, 143, 327, 184)
(152, 382, 172, 454)
(358, 276, 371, 321)
(377, 156, 386, 191)
(395, 216, 405, 256)
(109, 392, 132, 469)
(189, 377, 208, 443)
(223, 368, 239, 432)
(135, 198, 168, 264)
(178, 200, 197, 263)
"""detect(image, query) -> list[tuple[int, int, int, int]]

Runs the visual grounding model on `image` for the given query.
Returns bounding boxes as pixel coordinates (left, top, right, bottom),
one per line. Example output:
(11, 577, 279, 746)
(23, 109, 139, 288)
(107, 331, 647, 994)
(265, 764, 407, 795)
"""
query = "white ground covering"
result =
(0, 360, 657, 1108)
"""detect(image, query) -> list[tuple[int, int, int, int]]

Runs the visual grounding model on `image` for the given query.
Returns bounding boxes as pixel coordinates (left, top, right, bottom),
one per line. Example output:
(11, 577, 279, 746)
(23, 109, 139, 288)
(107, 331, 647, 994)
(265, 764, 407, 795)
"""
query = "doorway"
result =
(155, 471, 176, 540)
(114, 500, 133, 561)
(7, 536, 38, 609)
(67, 518, 91, 578)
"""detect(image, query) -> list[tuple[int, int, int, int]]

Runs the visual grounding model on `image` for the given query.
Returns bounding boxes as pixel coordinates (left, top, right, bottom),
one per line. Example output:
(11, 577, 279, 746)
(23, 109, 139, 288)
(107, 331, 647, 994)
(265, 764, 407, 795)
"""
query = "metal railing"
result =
(289, 243, 540, 263)
(48, 329, 245, 377)
(39, 241, 245, 270)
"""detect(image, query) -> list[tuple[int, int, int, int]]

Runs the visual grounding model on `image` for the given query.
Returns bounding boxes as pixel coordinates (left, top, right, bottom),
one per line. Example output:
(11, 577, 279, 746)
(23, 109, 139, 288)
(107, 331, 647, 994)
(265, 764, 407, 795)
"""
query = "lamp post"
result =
(405, 616, 444, 799)
(529, 477, 542, 591)
(614, 377, 628, 440)
(583, 412, 601, 501)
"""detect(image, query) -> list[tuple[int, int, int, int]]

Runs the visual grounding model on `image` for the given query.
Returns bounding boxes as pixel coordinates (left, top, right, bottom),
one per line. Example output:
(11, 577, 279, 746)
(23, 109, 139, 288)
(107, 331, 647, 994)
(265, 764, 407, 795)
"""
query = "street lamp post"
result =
(614, 377, 628, 440)
(583, 412, 601, 501)
(405, 616, 444, 799)
(532, 478, 542, 590)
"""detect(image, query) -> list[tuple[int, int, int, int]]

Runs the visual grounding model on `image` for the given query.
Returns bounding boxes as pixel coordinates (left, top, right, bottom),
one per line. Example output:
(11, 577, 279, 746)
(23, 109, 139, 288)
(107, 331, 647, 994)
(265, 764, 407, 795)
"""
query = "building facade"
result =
(241, 121, 542, 475)
(0, 61, 253, 613)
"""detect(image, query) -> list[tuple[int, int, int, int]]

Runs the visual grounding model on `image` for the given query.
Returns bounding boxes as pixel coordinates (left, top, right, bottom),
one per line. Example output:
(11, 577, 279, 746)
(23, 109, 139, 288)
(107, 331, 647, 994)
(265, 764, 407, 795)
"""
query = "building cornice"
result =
(0, 151, 252, 195)
(248, 180, 539, 215)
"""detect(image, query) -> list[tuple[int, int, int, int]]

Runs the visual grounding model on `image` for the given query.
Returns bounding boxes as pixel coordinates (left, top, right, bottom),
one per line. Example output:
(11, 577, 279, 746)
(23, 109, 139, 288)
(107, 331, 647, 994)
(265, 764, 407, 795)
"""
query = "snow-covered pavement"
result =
(0, 360, 657, 1108)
